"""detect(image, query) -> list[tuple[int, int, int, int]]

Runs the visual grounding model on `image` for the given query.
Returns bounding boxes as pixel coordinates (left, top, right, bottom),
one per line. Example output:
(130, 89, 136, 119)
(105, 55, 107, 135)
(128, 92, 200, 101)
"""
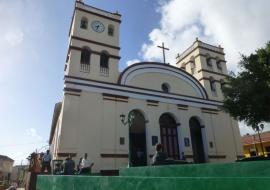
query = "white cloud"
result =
(139, 0, 270, 71)
(26, 128, 43, 141)
(126, 59, 141, 66)
(4, 30, 24, 47)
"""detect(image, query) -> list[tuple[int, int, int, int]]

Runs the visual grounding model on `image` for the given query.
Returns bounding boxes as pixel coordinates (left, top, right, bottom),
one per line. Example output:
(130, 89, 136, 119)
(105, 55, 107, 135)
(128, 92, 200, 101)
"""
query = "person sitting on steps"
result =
(152, 143, 168, 165)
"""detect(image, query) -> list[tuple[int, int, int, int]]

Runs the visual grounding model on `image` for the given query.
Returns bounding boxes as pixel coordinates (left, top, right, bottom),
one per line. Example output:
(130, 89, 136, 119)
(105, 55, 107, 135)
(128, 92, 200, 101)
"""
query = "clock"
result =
(91, 21, 105, 33)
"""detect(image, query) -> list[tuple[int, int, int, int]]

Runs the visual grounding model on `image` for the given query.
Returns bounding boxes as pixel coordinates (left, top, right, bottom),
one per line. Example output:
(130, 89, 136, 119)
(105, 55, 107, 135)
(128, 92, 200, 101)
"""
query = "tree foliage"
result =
(222, 42, 270, 127)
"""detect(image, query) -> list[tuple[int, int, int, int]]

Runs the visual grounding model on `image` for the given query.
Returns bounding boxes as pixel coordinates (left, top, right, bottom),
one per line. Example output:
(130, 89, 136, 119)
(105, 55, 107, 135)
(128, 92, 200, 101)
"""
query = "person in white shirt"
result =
(79, 153, 94, 174)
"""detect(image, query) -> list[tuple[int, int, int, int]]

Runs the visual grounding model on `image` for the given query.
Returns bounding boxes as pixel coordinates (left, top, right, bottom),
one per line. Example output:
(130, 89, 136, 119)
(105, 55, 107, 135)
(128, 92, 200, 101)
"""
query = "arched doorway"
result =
(159, 113, 180, 159)
(129, 110, 147, 167)
(189, 117, 206, 163)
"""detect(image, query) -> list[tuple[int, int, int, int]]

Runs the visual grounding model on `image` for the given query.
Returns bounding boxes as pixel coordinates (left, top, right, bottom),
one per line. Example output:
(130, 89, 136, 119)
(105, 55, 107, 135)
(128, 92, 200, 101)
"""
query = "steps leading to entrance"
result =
(119, 161, 270, 177)
(37, 161, 270, 190)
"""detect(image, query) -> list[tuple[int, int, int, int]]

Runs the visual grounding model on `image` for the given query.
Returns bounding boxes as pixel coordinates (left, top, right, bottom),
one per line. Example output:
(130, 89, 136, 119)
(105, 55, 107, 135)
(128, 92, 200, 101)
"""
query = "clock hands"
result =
(91, 21, 104, 33)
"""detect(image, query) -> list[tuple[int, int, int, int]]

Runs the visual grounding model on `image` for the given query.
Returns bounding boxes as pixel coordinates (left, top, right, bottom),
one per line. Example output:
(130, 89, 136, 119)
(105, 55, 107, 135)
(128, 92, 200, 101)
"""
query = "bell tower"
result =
(176, 38, 228, 101)
(65, 0, 121, 83)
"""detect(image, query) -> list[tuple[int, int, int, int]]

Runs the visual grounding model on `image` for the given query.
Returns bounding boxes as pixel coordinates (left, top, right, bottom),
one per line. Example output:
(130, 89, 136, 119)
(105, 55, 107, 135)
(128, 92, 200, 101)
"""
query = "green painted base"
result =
(37, 175, 270, 190)
(120, 161, 270, 177)
(37, 161, 270, 190)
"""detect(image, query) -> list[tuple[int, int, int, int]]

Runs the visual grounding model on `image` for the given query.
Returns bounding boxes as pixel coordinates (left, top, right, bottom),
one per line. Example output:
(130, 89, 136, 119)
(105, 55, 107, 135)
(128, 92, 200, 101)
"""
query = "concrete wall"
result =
(54, 89, 242, 172)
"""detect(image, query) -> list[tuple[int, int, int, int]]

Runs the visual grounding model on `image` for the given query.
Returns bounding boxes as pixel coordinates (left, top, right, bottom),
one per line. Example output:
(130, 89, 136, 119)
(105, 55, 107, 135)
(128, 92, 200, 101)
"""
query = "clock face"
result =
(91, 21, 105, 33)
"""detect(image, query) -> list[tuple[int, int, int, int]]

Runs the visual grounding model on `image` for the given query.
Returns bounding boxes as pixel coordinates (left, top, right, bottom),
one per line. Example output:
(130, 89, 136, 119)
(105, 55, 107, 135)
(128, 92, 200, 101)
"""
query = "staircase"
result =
(37, 161, 270, 190)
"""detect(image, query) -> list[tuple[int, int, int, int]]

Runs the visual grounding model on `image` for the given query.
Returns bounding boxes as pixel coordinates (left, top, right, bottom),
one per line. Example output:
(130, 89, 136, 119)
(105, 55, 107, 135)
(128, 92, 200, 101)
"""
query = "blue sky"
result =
(1, 0, 270, 164)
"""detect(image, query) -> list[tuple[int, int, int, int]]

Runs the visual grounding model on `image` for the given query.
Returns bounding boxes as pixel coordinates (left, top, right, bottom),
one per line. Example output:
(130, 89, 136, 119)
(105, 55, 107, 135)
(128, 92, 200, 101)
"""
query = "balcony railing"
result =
(100, 67, 109, 77)
(80, 63, 90, 73)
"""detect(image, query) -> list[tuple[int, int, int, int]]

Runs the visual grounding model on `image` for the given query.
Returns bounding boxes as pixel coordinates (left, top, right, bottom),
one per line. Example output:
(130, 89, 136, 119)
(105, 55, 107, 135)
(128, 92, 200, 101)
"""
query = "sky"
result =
(0, 0, 270, 165)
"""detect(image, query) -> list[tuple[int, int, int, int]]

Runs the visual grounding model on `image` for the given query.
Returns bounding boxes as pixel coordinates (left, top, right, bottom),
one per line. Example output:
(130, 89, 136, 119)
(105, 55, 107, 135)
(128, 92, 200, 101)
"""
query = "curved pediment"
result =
(118, 62, 208, 99)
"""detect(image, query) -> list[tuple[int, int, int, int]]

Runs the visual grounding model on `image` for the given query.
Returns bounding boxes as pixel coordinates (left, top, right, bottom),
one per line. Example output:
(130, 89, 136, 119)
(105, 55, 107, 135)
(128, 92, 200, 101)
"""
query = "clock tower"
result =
(65, 0, 121, 83)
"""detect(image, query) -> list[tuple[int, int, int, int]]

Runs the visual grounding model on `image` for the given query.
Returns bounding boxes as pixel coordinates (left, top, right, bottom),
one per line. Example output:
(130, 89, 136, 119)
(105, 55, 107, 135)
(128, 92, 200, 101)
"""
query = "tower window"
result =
(80, 47, 91, 72)
(206, 57, 212, 67)
(80, 17, 88, 29)
(100, 51, 109, 76)
(216, 61, 222, 71)
(190, 61, 195, 75)
(108, 25, 114, 36)
(161, 83, 170, 93)
(209, 77, 217, 96)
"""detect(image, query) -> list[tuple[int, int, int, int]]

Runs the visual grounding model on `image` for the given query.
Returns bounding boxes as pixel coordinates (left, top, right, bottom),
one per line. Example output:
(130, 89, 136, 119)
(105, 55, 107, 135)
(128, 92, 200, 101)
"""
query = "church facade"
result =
(49, 0, 243, 173)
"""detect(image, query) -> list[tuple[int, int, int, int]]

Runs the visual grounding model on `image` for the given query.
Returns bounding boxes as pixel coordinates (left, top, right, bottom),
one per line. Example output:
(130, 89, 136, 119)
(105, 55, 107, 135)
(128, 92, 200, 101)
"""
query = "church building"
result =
(49, 0, 243, 173)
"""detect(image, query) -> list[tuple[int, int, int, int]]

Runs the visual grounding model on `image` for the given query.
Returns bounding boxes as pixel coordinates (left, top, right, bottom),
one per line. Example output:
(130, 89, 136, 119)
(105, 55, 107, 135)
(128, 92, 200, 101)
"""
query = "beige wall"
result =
(54, 89, 243, 172)
(66, 2, 121, 83)
(0, 159, 13, 174)
(128, 72, 201, 98)
(51, 3, 243, 173)
(176, 40, 228, 101)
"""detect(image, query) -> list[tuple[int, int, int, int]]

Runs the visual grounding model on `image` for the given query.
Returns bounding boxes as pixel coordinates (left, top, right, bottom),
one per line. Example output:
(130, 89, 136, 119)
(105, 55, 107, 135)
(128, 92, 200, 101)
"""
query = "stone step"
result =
(119, 161, 270, 177)
(37, 175, 270, 190)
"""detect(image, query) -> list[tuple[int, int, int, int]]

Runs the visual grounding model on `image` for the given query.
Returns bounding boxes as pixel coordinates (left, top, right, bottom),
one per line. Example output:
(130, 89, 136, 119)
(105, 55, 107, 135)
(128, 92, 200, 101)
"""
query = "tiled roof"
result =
(242, 131, 270, 145)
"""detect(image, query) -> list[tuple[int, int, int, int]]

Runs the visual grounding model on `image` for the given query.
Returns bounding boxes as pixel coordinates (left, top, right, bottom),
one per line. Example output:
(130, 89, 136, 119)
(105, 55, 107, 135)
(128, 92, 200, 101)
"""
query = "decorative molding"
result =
(57, 153, 77, 157)
(72, 36, 121, 50)
(199, 77, 223, 83)
(147, 100, 159, 107)
(177, 53, 226, 65)
(197, 69, 228, 77)
(176, 45, 225, 64)
(118, 62, 208, 99)
(76, 7, 121, 23)
(65, 75, 220, 104)
(64, 75, 224, 109)
(64, 92, 81, 97)
(100, 154, 128, 158)
(69, 45, 121, 60)
(177, 104, 188, 110)
(64, 87, 81, 97)
(64, 87, 82, 93)
(201, 108, 219, 112)
(76, 1, 121, 16)
(103, 93, 129, 103)
(201, 108, 219, 115)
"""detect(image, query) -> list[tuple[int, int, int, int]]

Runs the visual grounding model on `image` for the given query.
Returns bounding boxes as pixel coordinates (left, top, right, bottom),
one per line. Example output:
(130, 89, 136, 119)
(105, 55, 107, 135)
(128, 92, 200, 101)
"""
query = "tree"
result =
(222, 42, 270, 128)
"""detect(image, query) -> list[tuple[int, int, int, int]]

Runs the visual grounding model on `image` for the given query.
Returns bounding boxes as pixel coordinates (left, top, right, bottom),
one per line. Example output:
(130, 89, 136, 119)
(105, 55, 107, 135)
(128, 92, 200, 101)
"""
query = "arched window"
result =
(209, 77, 217, 96)
(100, 51, 109, 76)
(161, 83, 170, 93)
(206, 54, 212, 68)
(108, 25, 114, 36)
(216, 57, 222, 71)
(80, 47, 91, 64)
(190, 57, 196, 75)
(80, 47, 91, 72)
(80, 17, 88, 29)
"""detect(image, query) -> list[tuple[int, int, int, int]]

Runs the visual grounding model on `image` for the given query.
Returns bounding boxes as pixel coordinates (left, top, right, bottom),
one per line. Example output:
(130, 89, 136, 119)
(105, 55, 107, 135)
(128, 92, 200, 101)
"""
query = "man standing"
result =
(79, 153, 94, 174)
(41, 150, 52, 173)
(62, 155, 75, 175)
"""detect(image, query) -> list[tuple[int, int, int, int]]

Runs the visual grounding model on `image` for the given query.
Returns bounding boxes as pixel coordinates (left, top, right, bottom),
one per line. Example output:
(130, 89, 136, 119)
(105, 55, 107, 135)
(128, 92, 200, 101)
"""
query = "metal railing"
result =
(80, 63, 90, 73)
(100, 67, 109, 77)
